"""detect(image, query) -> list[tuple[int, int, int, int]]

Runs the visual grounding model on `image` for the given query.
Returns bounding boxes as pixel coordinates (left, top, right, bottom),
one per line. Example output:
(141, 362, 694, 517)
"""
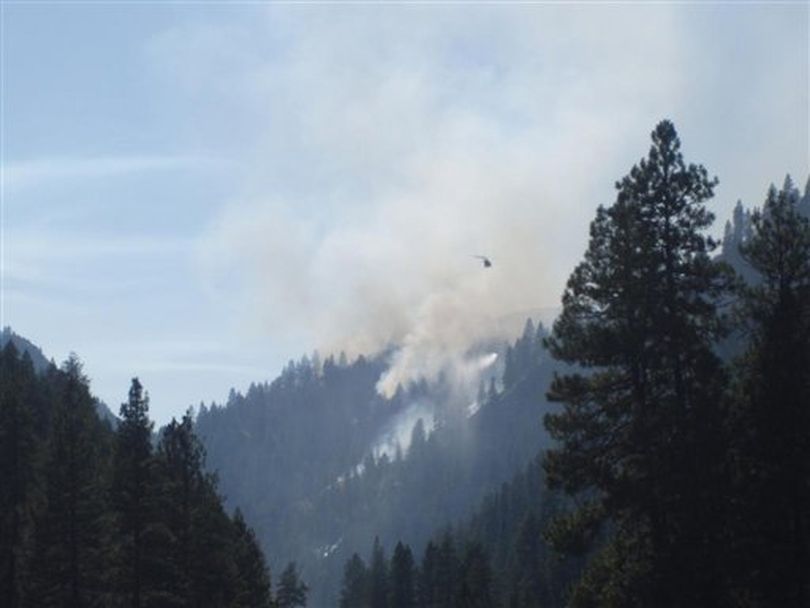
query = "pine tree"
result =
(276, 562, 308, 608)
(434, 533, 459, 608)
(231, 508, 273, 608)
(159, 412, 237, 607)
(340, 553, 369, 608)
(112, 378, 162, 608)
(457, 542, 494, 608)
(730, 180, 810, 605)
(544, 120, 732, 606)
(0, 340, 277, 608)
(502, 347, 516, 390)
(511, 513, 542, 607)
(417, 541, 439, 608)
(369, 537, 389, 608)
(388, 542, 415, 608)
(189, 485, 240, 607)
(0, 344, 40, 608)
(29, 355, 109, 607)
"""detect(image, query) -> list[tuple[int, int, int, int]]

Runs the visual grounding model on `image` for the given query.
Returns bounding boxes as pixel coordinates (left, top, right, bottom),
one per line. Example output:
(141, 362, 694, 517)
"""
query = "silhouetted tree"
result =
(232, 508, 274, 608)
(729, 179, 810, 605)
(417, 541, 439, 608)
(276, 562, 308, 608)
(511, 513, 543, 607)
(369, 537, 388, 608)
(388, 542, 415, 608)
(0, 345, 39, 608)
(544, 120, 732, 606)
(457, 542, 494, 608)
(435, 533, 459, 608)
(163, 413, 238, 607)
(113, 378, 170, 608)
(340, 553, 369, 608)
(29, 356, 109, 607)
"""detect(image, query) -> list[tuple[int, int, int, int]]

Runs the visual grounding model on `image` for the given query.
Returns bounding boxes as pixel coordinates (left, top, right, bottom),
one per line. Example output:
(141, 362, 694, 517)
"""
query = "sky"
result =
(1, 2, 808, 424)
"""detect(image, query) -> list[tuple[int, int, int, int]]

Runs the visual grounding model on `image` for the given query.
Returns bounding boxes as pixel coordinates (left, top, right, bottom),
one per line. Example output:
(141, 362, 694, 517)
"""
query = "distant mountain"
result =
(1, 327, 118, 427)
(718, 174, 810, 283)
(195, 178, 810, 604)
(346, 453, 585, 608)
(196, 319, 558, 605)
(92, 397, 119, 428)
(1, 326, 52, 372)
(1, 337, 274, 607)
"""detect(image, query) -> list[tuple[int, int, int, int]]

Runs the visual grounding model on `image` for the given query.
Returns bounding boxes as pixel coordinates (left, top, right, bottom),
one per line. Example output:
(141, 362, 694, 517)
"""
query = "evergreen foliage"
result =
(726, 180, 810, 606)
(196, 331, 555, 605)
(112, 378, 170, 607)
(388, 542, 415, 608)
(231, 508, 274, 608)
(543, 120, 733, 606)
(339, 554, 369, 608)
(369, 538, 389, 608)
(8, 120, 809, 608)
(29, 355, 110, 607)
(0, 347, 279, 608)
(276, 562, 309, 608)
(339, 127, 807, 608)
(0, 344, 41, 608)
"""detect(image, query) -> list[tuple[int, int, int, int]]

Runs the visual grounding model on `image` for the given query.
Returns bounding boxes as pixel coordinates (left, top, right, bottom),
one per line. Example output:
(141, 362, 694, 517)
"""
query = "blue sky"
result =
(2, 2, 808, 424)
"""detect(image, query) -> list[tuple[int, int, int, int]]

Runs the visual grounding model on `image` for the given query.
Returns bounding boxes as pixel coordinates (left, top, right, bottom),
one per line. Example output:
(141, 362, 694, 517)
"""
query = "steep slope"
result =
(1, 327, 119, 426)
(0, 341, 275, 607)
(1, 327, 52, 372)
(342, 455, 585, 608)
(197, 320, 559, 605)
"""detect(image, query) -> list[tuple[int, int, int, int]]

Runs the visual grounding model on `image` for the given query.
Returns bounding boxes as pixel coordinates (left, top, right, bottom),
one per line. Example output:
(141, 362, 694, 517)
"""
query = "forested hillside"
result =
(196, 321, 560, 606)
(0, 344, 287, 608)
(5, 121, 806, 608)
(338, 122, 810, 607)
(338, 456, 584, 608)
(0, 328, 119, 426)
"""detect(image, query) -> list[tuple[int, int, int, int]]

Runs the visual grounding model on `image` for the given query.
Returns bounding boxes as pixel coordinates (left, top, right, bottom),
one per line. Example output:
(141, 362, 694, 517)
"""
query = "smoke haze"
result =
(4, 4, 806, 423)
(194, 6, 687, 392)
(189, 5, 807, 399)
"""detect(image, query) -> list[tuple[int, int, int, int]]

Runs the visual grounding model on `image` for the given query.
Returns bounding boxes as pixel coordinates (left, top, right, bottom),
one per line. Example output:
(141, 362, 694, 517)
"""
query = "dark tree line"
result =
(196, 329, 557, 606)
(339, 534, 496, 608)
(544, 122, 810, 606)
(340, 456, 583, 608)
(0, 346, 306, 608)
(344, 122, 809, 607)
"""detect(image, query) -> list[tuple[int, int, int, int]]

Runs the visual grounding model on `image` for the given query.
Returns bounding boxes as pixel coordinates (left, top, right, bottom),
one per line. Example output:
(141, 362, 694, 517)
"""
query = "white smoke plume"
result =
(191, 5, 690, 396)
(370, 401, 436, 461)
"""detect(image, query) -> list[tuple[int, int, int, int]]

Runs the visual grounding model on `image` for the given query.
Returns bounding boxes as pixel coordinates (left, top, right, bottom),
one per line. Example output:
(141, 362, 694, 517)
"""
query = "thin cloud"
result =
(3, 155, 221, 191)
(7, 232, 195, 259)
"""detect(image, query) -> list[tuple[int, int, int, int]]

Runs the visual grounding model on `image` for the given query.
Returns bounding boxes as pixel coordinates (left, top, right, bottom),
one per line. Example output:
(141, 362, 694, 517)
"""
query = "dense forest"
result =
(336, 122, 810, 607)
(0, 337, 307, 608)
(3, 120, 808, 607)
(194, 314, 559, 605)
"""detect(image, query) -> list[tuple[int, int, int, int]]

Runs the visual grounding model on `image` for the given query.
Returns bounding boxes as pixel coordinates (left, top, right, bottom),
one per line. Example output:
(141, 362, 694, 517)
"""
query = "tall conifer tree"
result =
(231, 508, 273, 608)
(369, 537, 389, 608)
(340, 553, 369, 608)
(388, 542, 415, 608)
(730, 181, 810, 605)
(30, 355, 109, 607)
(0, 345, 39, 608)
(544, 120, 731, 606)
(112, 378, 169, 608)
(276, 562, 308, 608)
